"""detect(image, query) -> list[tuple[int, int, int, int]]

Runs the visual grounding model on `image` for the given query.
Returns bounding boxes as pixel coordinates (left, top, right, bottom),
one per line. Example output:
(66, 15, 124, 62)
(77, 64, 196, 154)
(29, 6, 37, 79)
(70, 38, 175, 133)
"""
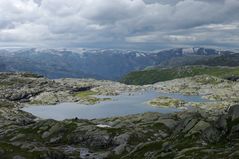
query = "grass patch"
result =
(75, 90, 98, 98)
(14, 126, 44, 143)
(75, 90, 111, 105)
(0, 142, 42, 159)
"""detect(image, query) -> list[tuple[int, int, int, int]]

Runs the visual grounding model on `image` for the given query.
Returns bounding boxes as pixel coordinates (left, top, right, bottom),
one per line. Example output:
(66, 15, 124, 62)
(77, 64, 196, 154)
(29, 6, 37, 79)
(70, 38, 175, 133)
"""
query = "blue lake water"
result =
(22, 91, 209, 120)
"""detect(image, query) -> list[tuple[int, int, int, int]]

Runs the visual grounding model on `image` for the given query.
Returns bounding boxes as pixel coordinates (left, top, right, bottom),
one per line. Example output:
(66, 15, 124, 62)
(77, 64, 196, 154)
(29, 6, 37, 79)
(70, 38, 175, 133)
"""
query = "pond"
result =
(22, 91, 209, 120)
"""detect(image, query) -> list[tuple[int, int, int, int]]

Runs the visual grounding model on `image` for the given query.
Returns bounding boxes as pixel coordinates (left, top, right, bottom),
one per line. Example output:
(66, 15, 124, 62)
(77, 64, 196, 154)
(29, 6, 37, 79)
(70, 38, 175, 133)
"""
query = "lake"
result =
(22, 91, 209, 120)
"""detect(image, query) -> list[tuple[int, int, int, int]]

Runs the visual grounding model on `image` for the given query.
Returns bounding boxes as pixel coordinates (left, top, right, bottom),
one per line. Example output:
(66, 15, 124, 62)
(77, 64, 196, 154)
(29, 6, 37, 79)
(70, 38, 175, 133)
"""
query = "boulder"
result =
(113, 144, 126, 155)
(174, 115, 199, 134)
(187, 120, 210, 136)
(216, 115, 227, 130)
(113, 133, 130, 145)
(0, 148, 5, 155)
(202, 126, 221, 143)
(41, 122, 64, 139)
(12, 156, 26, 159)
(162, 142, 174, 152)
(228, 105, 239, 121)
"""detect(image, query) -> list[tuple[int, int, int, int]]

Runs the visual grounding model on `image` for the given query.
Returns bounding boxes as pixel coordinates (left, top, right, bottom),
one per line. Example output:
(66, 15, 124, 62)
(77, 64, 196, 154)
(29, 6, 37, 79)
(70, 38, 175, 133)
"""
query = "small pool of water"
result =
(22, 91, 209, 120)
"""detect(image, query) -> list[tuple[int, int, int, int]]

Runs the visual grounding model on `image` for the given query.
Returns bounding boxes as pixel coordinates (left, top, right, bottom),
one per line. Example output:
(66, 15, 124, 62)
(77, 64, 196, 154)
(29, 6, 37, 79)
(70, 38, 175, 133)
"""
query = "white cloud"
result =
(0, 0, 238, 49)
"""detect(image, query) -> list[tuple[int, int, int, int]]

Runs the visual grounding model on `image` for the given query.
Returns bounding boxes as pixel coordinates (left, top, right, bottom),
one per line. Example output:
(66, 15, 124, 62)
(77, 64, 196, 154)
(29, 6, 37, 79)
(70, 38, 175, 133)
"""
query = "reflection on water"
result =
(22, 91, 209, 120)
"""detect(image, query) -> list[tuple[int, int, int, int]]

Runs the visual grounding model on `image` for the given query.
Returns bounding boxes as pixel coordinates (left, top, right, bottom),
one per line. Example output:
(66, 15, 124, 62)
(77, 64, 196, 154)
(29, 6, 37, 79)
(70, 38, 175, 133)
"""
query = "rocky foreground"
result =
(1, 73, 239, 159)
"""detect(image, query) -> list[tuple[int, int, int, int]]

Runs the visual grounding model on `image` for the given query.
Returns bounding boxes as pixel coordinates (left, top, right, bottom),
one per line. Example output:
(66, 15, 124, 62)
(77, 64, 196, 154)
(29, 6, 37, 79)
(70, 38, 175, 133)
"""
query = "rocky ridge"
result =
(149, 75, 239, 113)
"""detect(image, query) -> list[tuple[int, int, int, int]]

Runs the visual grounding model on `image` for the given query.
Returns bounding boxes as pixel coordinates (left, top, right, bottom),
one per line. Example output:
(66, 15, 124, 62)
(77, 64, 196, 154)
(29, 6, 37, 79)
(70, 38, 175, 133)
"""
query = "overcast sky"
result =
(0, 0, 238, 50)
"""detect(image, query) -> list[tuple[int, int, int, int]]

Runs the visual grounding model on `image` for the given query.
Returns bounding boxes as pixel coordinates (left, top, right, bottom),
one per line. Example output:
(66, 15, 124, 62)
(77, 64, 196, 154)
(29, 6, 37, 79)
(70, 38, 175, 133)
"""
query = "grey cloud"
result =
(0, 0, 238, 49)
(143, 0, 184, 5)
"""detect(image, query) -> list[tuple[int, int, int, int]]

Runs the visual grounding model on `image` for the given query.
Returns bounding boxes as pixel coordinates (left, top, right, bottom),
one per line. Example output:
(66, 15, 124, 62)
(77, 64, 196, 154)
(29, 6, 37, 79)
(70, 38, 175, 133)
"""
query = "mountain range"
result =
(0, 47, 237, 80)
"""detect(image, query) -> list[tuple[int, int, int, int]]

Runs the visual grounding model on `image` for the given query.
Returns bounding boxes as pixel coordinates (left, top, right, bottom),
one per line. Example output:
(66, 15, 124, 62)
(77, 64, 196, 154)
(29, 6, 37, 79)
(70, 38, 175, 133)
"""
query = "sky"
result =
(0, 0, 238, 50)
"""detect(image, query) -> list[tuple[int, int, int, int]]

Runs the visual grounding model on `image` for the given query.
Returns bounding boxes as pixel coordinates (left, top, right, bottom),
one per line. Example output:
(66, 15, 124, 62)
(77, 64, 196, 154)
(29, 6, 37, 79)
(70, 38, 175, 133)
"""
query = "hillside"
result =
(121, 66, 239, 85)
(0, 47, 230, 80)
(192, 53, 239, 67)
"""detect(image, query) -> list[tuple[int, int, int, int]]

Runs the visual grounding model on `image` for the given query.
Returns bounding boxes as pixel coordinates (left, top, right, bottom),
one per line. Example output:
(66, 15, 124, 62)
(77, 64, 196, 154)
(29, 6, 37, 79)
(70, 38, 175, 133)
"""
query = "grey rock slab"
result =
(228, 105, 239, 121)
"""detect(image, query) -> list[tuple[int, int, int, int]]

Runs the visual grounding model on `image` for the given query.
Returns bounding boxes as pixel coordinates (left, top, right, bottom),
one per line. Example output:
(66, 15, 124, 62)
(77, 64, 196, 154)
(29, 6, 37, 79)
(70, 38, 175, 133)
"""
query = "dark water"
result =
(22, 91, 209, 120)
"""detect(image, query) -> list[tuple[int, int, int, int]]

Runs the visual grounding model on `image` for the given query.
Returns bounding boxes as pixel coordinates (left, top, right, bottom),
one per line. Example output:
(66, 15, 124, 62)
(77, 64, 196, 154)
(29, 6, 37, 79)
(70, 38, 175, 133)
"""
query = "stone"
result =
(50, 136, 63, 143)
(158, 130, 168, 138)
(162, 142, 173, 152)
(203, 126, 221, 143)
(187, 120, 210, 135)
(114, 133, 130, 145)
(174, 115, 198, 134)
(10, 134, 25, 142)
(42, 131, 50, 139)
(0, 148, 5, 155)
(228, 105, 239, 121)
(113, 144, 126, 155)
(182, 118, 198, 133)
(216, 115, 227, 130)
(158, 119, 177, 129)
(12, 156, 26, 159)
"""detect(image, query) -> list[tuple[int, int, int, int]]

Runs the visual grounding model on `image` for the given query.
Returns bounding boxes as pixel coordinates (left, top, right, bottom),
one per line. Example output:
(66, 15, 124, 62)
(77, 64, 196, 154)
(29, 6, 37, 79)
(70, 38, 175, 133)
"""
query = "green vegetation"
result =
(0, 100, 15, 108)
(0, 142, 42, 159)
(0, 78, 30, 88)
(75, 90, 111, 104)
(121, 66, 239, 85)
(75, 90, 98, 98)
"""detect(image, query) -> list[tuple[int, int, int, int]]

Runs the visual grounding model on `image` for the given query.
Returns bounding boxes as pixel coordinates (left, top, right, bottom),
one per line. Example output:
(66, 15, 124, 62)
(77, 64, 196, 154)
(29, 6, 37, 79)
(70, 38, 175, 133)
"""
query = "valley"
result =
(0, 48, 236, 80)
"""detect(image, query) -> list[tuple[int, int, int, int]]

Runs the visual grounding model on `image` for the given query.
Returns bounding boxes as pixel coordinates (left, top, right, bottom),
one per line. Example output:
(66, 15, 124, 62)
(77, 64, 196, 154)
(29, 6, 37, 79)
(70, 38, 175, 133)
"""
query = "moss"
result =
(74, 90, 98, 98)
(75, 90, 111, 105)
(173, 135, 200, 150)
(0, 142, 42, 159)
(15, 126, 44, 143)
(149, 123, 170, 131)
(61, 122, 78, 144)
(0, 100, 15, 108)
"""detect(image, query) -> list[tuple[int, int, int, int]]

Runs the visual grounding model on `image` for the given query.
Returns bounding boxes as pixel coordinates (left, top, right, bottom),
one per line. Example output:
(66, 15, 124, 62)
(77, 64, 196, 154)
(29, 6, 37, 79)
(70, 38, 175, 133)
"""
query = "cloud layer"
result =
(0, 0, 238, 49)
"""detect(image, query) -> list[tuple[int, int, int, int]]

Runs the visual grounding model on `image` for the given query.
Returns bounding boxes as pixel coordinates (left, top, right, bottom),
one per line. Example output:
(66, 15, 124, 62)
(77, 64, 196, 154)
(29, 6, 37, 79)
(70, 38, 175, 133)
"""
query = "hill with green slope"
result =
(120, 66, 239, 85)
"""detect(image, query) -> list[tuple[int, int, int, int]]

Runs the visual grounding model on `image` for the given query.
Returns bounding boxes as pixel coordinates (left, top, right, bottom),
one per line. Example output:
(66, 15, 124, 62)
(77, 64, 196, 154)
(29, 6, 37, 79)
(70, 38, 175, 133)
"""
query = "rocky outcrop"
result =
(1, 73, 239, 158)
(152, 75, 239, 111)
(228, 105, 239, 121)
(149, 96, 186, 108)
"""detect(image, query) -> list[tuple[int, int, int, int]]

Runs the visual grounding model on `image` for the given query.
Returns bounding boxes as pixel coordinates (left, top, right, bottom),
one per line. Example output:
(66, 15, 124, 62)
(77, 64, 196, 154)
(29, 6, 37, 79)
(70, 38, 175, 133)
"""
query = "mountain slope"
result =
(121, 66, 239, 85)
(192, 53, 239, 67)
(0, 47, 233, 79)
